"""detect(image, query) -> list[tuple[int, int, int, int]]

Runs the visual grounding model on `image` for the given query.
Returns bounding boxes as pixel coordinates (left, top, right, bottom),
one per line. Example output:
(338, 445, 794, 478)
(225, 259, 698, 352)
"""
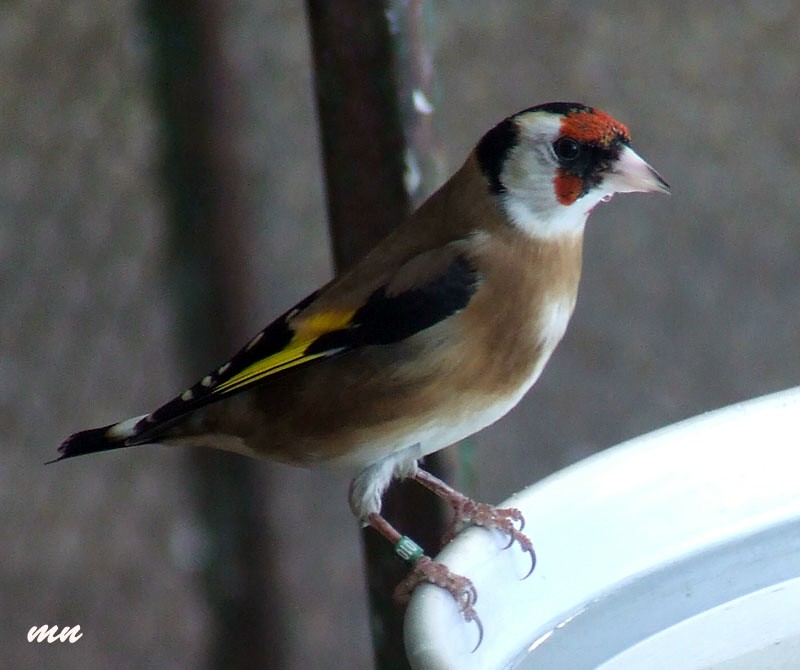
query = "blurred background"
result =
(3, 1, 799, 668)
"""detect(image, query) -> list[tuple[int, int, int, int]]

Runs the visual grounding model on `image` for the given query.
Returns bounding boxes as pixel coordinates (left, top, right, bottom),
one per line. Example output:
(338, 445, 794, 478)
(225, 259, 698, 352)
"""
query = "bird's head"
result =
(476, 102, 670, 238)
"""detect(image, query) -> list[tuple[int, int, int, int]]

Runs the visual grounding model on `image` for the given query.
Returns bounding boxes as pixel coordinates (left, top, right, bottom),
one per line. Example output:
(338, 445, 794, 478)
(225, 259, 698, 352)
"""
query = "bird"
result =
(55, 102, 669, 639)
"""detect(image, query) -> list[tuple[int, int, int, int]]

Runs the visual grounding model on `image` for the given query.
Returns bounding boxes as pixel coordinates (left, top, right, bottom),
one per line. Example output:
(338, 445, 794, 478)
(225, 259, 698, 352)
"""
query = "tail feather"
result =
(50, 414, 149, 464)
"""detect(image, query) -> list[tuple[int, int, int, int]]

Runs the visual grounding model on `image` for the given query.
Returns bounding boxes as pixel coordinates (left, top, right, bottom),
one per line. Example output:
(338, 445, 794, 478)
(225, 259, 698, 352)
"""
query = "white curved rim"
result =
(404, 386, 800, 669)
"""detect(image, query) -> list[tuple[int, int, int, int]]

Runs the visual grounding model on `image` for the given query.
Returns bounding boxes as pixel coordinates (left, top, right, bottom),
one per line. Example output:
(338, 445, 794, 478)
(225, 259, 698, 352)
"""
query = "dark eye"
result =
(553, 137, 581, 162)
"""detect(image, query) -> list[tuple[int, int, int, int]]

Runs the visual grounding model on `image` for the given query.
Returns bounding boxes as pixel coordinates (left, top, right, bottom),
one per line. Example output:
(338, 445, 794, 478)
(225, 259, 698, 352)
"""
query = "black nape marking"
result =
(475, 117, 519, 195)
(307, 255, 480, 353)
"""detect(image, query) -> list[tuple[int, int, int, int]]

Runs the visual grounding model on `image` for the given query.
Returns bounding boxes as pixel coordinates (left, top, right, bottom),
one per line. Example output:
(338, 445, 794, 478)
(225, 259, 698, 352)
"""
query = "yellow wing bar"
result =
(212, 344, 328, 395)
(212, 308, 357, 396)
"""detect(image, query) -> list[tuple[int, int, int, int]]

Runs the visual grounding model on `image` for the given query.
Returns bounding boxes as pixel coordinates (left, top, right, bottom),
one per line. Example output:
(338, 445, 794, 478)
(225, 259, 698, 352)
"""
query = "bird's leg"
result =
(365, 511, 483, 646)
(413, 468, 537, 577)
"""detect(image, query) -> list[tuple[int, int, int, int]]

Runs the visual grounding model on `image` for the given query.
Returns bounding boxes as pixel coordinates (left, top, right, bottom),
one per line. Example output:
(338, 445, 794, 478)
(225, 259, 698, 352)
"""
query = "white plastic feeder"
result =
(404, 386, 800, 669)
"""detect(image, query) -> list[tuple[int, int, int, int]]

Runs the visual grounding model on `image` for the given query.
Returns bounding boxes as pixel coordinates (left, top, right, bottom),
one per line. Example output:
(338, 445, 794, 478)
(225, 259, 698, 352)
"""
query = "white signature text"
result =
(27, 625, 83, 644)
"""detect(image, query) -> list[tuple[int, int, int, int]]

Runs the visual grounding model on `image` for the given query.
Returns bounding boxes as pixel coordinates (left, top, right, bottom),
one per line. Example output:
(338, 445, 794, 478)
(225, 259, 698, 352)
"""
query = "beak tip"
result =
(650, 167, 671, 195)
(612, 145, 671, 196)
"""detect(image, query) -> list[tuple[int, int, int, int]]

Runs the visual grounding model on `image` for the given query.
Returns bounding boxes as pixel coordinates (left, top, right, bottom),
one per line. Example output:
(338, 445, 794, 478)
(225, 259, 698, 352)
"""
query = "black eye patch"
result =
(555, 138, 622, 188)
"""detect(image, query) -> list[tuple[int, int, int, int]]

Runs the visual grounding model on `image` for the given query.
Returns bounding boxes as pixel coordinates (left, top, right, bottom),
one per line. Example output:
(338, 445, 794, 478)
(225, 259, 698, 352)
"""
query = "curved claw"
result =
(467, 610, 484, 653)
(506, 525, 537, 579)
(522, 543, 537, 580)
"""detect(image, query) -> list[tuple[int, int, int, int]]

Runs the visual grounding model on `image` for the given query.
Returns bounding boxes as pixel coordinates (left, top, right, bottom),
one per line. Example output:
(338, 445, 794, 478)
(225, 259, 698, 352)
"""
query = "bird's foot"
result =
(366, 515, 484, 647)
(444, 499, 536, 574)
(394, 555, 483, 649)
(415, 469, 536, 578)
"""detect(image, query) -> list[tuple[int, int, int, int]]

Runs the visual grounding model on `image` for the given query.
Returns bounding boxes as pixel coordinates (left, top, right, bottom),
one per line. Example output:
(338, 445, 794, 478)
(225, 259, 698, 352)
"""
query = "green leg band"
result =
(395, 535, 425, 563)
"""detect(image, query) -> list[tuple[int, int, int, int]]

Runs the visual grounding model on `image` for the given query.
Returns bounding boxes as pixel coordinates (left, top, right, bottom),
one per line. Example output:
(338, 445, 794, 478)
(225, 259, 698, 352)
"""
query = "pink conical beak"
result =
(606, 144, 670, 195)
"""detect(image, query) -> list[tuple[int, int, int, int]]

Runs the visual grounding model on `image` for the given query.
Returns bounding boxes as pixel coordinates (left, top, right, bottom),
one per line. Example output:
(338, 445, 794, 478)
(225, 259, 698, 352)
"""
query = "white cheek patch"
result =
(498, 116, 613, 240)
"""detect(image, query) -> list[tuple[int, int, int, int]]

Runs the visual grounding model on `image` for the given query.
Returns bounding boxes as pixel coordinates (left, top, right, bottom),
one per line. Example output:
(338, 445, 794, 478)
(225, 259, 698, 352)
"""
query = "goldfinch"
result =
(55, 102, 668, 634)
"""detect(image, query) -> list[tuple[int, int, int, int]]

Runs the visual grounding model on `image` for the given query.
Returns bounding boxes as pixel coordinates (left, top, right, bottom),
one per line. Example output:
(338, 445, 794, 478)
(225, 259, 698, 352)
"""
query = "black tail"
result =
(49, 424, 133, 464)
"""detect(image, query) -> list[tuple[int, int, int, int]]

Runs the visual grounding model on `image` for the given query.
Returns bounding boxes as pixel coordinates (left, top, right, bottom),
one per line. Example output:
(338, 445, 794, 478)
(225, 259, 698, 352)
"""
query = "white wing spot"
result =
(246, 331, 263, 350)
(181, 389, 194, 401)
(201, 375, 214, 387)
(218, 362, 230, 375)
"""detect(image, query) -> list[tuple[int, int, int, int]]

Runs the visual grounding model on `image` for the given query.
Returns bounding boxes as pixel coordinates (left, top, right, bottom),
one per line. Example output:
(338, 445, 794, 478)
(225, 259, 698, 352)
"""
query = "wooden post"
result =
(306, 1, 449, 667)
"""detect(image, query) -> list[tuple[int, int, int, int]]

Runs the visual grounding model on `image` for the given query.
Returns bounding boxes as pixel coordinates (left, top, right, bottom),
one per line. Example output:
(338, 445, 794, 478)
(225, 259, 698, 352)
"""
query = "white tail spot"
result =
(107, 415, 147, 439)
